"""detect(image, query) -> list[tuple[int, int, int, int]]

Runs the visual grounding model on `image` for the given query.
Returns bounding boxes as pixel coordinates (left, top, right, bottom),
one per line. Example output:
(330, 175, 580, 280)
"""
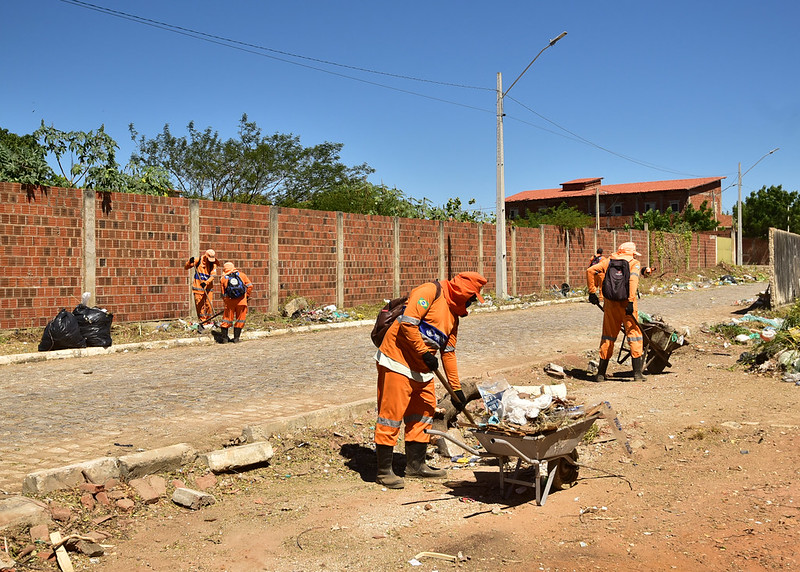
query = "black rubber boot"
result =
(594, 358, 609, 382)
(218, 327, 229, 343)
(405, 441, 447, 479)
(232, 327, 242, 343)
(376, 444, 404, 489)
(632, 356, 647, 381)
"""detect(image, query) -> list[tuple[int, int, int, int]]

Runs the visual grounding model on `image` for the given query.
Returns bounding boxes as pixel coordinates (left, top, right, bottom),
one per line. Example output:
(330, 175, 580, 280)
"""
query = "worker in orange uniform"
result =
(373, 271, 487, 489)
(218, 261, 254, 343)
(586, 242, 645, 382)
(184, 249, 219, 324)
(588, 247, 605, 301)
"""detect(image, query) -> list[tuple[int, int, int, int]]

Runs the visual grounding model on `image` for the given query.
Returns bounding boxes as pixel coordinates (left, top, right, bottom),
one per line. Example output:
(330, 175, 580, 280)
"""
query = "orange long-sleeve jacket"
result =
(184, 253, 218, 294)
(376, 272, 487, 390)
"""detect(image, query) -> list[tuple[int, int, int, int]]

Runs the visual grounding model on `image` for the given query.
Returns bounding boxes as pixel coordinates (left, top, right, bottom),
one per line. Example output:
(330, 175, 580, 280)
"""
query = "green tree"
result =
(513, 202, 594, 230)
(0, 127, 61, 186)
(739, 185, 799, 238)
(629, 200, 719, 232)
(34, 121, 124, 191)
(129, 114, 374, 205)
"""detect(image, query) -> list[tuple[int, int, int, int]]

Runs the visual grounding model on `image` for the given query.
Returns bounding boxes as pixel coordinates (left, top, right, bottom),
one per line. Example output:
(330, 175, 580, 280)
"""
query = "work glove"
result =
(189, 256, 195, 265)
(625, 301, 634, 315)
(453, 389, 467, 412)
(199, 281, 206, 288)
(588, 292, 600, 306)
(422, 352, 439, 371)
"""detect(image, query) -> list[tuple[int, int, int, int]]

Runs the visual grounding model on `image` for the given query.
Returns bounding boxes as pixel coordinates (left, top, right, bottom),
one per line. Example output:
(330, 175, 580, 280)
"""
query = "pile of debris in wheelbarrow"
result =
(428, 378, 632, 505)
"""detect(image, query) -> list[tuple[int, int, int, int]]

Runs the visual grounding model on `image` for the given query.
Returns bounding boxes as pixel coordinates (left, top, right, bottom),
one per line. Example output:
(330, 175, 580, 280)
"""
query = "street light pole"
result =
(736, 147, 779, 265)
(496, 31, 567, 299)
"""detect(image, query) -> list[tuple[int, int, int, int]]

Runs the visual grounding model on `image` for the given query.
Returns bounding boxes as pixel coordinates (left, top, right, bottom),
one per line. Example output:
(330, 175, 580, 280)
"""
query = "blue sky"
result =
(2, 0, 797, 215)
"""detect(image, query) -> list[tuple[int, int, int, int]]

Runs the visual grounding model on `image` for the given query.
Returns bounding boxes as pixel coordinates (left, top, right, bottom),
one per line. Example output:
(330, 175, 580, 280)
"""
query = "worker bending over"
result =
(219, 261, 254, 343)
(373, 271, 487, 489)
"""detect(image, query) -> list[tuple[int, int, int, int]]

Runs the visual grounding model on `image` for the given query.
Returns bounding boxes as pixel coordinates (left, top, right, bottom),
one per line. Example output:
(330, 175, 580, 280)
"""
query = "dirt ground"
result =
(4, 265, 799, 572)
(7, 288, 800, 571)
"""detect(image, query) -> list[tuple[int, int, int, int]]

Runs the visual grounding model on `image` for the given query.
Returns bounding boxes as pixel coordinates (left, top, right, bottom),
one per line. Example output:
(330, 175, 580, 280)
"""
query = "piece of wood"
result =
(49, 531, 74, 572)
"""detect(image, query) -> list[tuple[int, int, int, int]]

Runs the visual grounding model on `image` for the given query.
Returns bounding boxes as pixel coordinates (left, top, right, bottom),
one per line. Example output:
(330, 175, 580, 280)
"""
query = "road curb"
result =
(13, 397, 378, 498)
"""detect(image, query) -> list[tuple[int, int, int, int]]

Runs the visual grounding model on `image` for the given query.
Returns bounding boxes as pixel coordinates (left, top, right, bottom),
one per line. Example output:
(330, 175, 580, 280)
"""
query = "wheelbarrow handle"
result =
(432, 367, 477, 425)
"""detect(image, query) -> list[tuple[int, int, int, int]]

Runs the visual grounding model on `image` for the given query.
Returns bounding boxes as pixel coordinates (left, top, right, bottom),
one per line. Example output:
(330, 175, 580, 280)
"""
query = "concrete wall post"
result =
(81, 189, 96, 307)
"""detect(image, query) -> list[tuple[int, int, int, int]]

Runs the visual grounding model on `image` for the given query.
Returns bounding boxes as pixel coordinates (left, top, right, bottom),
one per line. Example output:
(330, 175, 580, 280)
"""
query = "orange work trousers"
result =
(221, 298, 248, 329)
(599, 299, 644, 360)
(193, 291, 215, 322)
(374, 364, 436, 446)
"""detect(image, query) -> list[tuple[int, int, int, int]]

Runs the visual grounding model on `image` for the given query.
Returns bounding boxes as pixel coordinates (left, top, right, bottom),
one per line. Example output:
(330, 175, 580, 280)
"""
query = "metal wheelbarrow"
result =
(426, 411, 604, 506)
(617, 315, 688, 374)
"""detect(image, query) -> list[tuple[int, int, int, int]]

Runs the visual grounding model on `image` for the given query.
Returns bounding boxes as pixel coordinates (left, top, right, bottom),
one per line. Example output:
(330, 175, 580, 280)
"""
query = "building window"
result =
(599, 203, 606, 215)
(644, 202, 657, 212)
(509, 208, 519, 219)
(613, 204, 623, 215)
(669, 200, 680, 212)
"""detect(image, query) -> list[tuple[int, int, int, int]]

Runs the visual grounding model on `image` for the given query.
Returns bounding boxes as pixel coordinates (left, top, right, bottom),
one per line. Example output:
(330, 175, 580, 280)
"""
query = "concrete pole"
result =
(81, 189, 96, 307)
(393, 217, 401, 298)
(336, 212, 344, 309)
(495, 72, 508, 299)
(188, 200, 200, 318)
(269, 207, 279, 314)
(737, 162, 743, 265)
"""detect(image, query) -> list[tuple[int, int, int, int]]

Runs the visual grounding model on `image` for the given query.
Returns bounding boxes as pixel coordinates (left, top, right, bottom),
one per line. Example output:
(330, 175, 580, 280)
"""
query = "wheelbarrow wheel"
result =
(549, 450, 579, 491)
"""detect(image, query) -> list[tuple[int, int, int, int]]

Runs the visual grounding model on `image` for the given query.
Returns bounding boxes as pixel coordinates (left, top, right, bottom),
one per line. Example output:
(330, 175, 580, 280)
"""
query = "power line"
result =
(58, 0, 491, 92)
(505, 95, 702, 177)
(58, 0, 720, 182)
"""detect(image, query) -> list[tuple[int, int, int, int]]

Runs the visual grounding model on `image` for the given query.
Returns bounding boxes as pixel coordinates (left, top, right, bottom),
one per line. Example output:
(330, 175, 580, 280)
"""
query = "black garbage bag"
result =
(72, 304, 114, 348)
(38, 309, 87, 352)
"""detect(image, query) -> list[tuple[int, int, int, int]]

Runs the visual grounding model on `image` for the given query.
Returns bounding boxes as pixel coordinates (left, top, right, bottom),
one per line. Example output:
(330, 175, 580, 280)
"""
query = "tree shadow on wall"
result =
(101, 191, 112, 215)
(23, 184, 49, 202)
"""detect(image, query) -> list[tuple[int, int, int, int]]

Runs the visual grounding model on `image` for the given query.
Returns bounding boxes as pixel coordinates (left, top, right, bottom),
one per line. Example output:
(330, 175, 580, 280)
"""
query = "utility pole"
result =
(495, 72, 506, 298)
(495, 31, 567, 299)
(736, 162, 742, 266)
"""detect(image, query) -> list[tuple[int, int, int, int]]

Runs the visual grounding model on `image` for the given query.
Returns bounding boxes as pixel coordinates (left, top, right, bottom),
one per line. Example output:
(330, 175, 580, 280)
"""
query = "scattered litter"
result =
(732, 314, 784, 329)
(543, 363, 566, 379)
(415, 551, 457, 563)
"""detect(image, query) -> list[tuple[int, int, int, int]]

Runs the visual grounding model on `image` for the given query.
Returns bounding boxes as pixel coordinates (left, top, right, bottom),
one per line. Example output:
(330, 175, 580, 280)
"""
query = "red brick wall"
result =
(343, 213, 394, 304)
(513, 226, 541, 295)
(442, 220, 481, 280)
(95, 192, 190, 322)
(199, 201, 270, 313)
(276, 208, 338, 306)
(0, 182, 727, 330)
(1, 184, 83, 327)
(398, 218, 440, 294)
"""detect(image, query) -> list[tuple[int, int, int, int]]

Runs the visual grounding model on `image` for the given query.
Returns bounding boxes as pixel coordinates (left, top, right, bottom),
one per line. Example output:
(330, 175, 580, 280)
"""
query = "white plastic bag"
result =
(477, 377, 510, 419)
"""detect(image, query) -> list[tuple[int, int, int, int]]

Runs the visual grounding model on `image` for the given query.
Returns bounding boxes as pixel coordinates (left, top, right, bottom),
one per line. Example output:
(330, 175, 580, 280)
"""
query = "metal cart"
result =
(427, 412, 603, 506)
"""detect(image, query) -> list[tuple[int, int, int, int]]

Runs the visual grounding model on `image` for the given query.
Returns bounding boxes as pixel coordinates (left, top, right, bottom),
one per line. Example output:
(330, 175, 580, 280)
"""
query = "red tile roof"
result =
(507, 176, 725, 202)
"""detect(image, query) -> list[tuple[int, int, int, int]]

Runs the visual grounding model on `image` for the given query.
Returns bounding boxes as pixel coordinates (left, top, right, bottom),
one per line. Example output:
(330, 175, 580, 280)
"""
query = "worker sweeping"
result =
(586, 241, 645, 382)
(218, 261, 253, 343)
(373, 271, 487, 489)
(184, 249, 219, 324)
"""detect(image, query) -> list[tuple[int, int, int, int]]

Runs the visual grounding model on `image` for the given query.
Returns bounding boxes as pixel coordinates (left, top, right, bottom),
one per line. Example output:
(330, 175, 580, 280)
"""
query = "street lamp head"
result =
(769, 147, 779, 154)
(550, 31, 568, 46)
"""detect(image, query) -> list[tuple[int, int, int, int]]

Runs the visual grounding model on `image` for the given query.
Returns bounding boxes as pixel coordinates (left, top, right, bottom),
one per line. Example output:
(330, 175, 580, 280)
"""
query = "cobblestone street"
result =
(0, 282, 765, 492)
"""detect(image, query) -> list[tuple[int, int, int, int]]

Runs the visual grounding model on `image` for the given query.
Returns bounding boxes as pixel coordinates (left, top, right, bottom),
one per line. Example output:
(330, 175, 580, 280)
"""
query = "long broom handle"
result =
(432, 367, 477, 425)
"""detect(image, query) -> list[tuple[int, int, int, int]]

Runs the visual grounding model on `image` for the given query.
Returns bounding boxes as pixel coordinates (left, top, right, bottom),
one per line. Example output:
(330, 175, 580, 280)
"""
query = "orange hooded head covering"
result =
(443, 272, 487, 317)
